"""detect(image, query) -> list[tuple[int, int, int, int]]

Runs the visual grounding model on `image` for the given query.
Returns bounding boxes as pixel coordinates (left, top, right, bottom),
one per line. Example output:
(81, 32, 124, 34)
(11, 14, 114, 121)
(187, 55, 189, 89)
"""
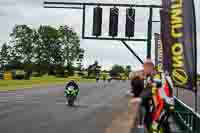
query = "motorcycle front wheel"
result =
(67, 96, 75, 106)
(68, 99, 74, 106)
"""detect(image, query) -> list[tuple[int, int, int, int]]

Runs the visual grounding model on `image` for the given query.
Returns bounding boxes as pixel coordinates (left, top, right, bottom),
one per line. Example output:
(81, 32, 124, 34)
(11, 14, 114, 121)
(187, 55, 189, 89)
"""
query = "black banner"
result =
(160, 9, 171, 73)
(162, 0, 197, 91)
(154, 33, 163, 71)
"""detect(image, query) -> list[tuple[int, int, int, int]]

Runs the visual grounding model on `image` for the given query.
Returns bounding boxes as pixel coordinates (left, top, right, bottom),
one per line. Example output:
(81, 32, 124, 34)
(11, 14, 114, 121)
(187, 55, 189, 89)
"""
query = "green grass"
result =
(0, 75, 94, 92)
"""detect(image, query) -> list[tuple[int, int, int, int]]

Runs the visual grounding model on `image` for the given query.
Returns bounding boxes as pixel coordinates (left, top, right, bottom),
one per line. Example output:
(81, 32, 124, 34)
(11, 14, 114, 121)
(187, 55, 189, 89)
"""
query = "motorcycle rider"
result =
(65, 80, 79, 97)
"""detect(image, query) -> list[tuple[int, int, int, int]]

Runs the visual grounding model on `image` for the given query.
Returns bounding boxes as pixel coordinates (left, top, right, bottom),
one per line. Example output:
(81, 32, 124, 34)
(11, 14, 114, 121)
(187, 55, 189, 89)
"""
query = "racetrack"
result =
(0, 80, 199, 133)
(0, 81, 131, 133)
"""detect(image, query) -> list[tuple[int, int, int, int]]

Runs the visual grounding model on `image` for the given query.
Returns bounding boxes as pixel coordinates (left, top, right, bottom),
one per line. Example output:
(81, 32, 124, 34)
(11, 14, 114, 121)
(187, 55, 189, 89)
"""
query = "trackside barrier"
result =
(173, 97, 200, 133)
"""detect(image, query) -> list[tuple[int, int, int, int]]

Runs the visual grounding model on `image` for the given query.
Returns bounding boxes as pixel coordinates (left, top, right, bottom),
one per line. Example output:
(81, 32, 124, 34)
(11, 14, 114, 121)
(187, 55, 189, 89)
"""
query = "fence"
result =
(173, 97, 200, 133)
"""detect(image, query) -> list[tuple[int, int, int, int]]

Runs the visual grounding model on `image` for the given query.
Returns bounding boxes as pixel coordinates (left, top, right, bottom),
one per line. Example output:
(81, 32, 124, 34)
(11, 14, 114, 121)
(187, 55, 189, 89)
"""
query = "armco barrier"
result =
(173, 97, 200, 133)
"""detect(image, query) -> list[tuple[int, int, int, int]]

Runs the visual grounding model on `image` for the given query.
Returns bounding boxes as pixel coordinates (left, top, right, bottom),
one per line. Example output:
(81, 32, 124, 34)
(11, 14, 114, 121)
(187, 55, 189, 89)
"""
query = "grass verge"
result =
(0, 75, 95, 92)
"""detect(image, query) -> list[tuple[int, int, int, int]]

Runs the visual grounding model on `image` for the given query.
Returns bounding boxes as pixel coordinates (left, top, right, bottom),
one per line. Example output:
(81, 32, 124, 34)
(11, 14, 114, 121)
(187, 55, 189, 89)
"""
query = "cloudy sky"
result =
(0, 0, 199, 71)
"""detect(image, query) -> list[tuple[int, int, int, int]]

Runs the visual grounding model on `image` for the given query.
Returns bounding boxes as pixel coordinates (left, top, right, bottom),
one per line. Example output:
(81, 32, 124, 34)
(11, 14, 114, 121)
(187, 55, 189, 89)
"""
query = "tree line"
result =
(0, 25, 84, 77)
(86, 62, 132, 80)
(110, 64, 131, 78)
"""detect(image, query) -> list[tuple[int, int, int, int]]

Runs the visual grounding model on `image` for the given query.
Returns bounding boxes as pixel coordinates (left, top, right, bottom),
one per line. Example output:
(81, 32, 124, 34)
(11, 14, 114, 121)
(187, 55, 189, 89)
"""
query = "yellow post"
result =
(3, 71, 13, 80)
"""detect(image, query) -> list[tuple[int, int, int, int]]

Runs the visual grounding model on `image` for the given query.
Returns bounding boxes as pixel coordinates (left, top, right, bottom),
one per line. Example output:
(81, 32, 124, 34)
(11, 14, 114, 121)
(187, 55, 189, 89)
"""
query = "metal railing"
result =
(173, 97, 200, 133)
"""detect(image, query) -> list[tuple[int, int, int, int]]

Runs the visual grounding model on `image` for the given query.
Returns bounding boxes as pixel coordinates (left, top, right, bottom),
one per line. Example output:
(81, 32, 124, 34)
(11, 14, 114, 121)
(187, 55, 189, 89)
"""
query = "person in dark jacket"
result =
(131, 76, 144, 97)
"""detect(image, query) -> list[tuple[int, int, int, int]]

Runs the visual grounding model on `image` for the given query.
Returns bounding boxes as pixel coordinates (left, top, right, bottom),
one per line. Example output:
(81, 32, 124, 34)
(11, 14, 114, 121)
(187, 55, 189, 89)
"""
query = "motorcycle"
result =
(64, 86, 78, 106)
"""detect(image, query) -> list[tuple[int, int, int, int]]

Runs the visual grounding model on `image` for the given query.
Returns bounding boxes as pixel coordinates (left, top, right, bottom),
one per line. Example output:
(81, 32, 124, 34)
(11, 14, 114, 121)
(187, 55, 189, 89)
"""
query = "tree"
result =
(58, 26, 82, 69)
(35, 25, 62, 74)
(4, 24, 83, 77)
(33, 29, 46, 74)
(110, 64, 125, 77)
(0, 43, 11, 70)
(10, 25, 35, 71)
(125, 65, 132, 72)
(8, 46, 23, 70)
(125, 65, 132, 78)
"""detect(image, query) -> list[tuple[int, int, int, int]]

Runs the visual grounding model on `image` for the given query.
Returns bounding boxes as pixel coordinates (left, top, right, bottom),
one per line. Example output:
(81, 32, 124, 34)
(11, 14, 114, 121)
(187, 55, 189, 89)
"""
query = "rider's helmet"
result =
(70, 80, 75, 83)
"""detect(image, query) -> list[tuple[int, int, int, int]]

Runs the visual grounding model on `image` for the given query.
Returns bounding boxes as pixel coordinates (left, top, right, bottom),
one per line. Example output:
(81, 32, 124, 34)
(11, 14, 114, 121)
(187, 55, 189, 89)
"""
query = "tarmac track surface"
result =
(0, 81, 130, 133)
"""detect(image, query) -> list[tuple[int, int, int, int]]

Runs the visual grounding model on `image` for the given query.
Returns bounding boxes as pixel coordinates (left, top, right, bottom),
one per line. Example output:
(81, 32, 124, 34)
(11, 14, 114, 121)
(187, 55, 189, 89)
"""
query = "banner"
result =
(154, 33, 163, 71)
(161, 0, 197, 91)
(161, 0, 170, 10)
(160, 9, 171, 73)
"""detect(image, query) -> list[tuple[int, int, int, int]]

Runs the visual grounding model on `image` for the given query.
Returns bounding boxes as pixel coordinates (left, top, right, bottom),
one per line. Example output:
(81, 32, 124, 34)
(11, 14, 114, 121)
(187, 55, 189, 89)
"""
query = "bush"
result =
(32, 72, 45, 77)
(77, 72, 84, 76)
(82, 75, 96, 79)
(82, 75, 88, 79)
(68, 70, 74, 76)
(48, 70, 56, 76)
(55, 71, 65, 77)
(24, 72, 32, 80)
(15, 74, 25, 80)
(56, 73, 65, 78)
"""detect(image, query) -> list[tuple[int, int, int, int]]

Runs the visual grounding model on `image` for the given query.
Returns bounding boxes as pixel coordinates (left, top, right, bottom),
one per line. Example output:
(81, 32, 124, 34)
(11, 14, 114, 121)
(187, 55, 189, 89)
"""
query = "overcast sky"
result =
(0, 0, 199, 71)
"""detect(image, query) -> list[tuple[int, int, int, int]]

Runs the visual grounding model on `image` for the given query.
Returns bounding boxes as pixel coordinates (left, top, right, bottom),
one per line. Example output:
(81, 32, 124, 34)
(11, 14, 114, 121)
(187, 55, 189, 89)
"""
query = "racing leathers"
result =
(141, 72, 174, 130)
(65, 81, 79, 96)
